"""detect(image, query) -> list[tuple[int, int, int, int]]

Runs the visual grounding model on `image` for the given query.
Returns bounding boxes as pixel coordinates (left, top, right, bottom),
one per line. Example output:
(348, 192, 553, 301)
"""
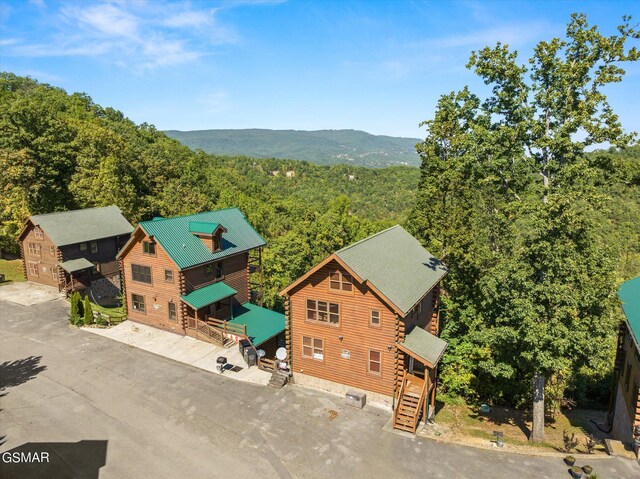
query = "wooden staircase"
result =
(393, 372, 427, 434)
(268, 370, 289, 389)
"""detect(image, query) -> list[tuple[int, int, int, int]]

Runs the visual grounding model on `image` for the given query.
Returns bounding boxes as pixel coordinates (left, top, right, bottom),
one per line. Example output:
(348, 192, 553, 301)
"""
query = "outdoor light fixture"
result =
(338, 335, 343, 341)
(387, 345, 393, 351)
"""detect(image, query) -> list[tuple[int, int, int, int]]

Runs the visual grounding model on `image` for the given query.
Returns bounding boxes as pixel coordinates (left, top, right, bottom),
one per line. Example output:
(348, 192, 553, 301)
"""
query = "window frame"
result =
(204, 264, 214, 278)
(370, 309, 381, 327)
(168, 302, 177, 321)
(306, 299, 340, 325)
(34, 227, 43, 239)
(131, 264, 152, 284)
(27, 242, 41, 257)
(131, 293, 146, 313)
(80, 242, 88, 251)
(142, 241, 156, 256)
(368, 349, 382, 376)
(215, 262, 223, 280)
(49, 245, 56, 256)
(213, 234, 222, 252)
(302, 336, 324, 361)
(90, 241, 98, 254)
(329, 270, 353, 292)
(164, 269, 174, 283)
(28, 261, 39, 277)
(51, 268, 58, 281)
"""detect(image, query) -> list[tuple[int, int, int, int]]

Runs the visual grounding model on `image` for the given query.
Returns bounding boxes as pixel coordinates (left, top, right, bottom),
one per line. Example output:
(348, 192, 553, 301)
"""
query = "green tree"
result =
(411, 13, 639, 442)
(83, 296, 93, 326)
(69, 291, 81, 324)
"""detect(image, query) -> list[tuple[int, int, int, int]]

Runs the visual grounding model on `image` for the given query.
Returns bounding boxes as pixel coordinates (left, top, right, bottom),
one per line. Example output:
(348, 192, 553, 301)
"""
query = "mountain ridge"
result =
(163, 128, 422, 167)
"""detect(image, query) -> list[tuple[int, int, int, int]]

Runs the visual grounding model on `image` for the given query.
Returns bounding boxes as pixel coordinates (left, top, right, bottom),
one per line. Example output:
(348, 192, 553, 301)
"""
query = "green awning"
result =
(59, 258, 95, 273)
(229, 303, 285, 347)
(398, 327, 447, 367)
(180, 282, 237, 310)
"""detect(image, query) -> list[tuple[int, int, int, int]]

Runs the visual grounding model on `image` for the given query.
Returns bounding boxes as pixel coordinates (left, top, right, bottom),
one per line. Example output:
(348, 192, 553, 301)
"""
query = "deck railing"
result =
(258, 357, 277, 371)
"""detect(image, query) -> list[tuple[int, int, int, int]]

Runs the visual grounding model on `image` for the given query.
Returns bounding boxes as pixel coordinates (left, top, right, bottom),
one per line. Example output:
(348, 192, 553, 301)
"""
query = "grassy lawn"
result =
(432, 399, 608, 453)
(0, 259, 25, 286)
(90, 301, 127, 324)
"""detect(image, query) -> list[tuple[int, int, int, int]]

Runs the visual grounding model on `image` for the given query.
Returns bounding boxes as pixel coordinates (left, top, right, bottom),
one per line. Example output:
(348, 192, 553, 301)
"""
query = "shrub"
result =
(562, 429, 579, 453)
(584, 434, 599, 454)
(82, 296, 93, 326)
(69, 291, 80, 324)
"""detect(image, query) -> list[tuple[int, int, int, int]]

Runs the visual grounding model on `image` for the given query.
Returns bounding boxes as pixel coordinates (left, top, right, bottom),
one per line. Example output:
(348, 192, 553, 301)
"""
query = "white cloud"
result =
(62, 3, 139, 38)
(164, 10, 214, 28)
(0, 38, 20, 47)
(422, 22, 553, 49)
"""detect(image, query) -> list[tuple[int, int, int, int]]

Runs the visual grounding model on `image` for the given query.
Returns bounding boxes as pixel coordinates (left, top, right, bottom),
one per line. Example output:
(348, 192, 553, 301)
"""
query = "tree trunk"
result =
(531, 373, 545, 442)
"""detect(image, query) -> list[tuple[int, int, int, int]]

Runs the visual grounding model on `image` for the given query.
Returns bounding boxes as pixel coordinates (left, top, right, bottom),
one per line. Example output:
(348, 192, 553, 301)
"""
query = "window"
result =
(329, 271, 352, 291)
(131, 264, 152, 284)
(28, 262, 39, 277)
(34, 227, 43, 239)
(143, 241, 156, 255)
(132, 294, 145, 312)
(370, 310, 381, 326)
(368, 350, 382, 375)
(204, 264, 213, 278)
(80, 242, 87, 251)
(302, 336, 324, 360)
(213, 234, 222, 252)
(168, 302, 177, 321)
(306, 299, 339, 325)
(90, 241, 98, 254)
(215, 262, 223, 279)
(164, 269, 174, 283)
(27, 242, 41, 257)
(51, 268, 58, 281)
(49, 245, 56, 256)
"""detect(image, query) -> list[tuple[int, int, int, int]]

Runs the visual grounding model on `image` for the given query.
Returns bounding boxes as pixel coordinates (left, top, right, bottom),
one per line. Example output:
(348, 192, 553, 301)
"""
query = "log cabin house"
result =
(610, 275, 640, 454)
(19, 206, 133, 299)
(116, 208, 285, 357)
(280, 225, 448, 433)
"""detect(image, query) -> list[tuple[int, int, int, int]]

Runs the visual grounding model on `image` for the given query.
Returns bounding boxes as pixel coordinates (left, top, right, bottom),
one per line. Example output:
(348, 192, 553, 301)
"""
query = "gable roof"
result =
(618, 275, 640, 350)
(280, 225, 447, 316)
(23, 206, 133, 246)
(125, 208, 266, 270)
(334, 226, 447, 315)
(397, 327, 448, 368)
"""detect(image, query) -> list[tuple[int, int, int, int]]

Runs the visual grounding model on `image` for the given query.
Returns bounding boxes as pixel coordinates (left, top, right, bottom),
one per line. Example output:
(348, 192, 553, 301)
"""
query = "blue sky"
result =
(1, 0, 638, 139)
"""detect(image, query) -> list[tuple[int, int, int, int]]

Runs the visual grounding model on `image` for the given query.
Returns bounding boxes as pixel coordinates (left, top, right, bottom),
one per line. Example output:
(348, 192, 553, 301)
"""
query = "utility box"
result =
(239, 339, 251, 354)
(345, 390, 366, 409)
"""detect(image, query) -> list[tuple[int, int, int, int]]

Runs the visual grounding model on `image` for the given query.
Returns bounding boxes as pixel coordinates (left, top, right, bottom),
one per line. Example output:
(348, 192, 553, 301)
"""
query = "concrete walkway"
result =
(83, 320, 271, 386)
(0, 281, 63, 306)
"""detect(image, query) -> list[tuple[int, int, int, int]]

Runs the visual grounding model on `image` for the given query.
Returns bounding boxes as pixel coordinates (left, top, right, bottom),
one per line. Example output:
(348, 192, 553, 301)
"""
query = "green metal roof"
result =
(59, 257, 95, 273)
(180, 282, 237, 310)
(189, 221, 223, 235)
(400, 327, 448, 366)
(139, 208, 266, 270)
(229, 303, 285, 347)
(29, 206, 133, 246)
(618, 276, 640, 349)
(336, 225, 447, 315)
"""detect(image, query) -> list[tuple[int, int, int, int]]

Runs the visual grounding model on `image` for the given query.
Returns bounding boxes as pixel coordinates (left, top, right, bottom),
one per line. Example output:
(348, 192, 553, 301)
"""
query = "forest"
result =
(1, 15, 639, 441)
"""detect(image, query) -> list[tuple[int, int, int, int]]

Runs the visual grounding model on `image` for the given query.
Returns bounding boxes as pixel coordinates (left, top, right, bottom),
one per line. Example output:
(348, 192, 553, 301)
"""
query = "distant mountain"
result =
(163, 128, 422, 167)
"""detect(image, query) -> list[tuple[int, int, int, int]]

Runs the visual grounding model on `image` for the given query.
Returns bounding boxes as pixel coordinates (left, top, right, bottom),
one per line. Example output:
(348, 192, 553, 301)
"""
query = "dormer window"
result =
(189, 221, 227, 253)
(329, 271, 352, 291)
(34, 226, 43, 239)
(143, 241, 156, 255)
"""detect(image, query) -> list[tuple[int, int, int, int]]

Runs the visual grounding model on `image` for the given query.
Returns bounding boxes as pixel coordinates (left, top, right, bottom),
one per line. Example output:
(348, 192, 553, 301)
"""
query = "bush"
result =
(69, 291, 81, 324)
(82, 296, 93, 326)
(562, 429, 579, 453)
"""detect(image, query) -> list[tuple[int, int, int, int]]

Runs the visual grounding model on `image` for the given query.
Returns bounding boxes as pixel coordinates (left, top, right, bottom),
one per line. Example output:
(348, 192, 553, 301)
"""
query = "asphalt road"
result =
(1, 297, 638, 479)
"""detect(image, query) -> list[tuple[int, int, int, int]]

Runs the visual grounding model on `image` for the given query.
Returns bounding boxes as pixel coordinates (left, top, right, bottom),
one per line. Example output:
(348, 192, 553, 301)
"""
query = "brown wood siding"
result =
(21, 223, 60, 287)
(619, 325, 640, 426)
(403, 287, 436, 333)
(289, 259, 398, 397)
(183, 252, 249, 305)
(121, 230, 184, 335)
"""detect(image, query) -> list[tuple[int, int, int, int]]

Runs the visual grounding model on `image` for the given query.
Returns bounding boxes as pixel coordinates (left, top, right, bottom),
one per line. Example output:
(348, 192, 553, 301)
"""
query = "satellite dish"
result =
(276, 348, 287, 360)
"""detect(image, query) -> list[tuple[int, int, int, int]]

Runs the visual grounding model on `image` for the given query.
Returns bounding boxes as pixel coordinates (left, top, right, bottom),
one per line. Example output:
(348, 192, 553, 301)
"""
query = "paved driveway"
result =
(0, 298, 637, 478)
(0, 281, 63, 306)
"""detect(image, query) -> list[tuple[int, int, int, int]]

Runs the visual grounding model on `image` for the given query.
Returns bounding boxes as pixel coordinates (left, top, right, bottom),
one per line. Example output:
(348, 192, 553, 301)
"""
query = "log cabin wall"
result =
(121, 230, 184, 335)
(182, 252, 249, 305)
(402, 287, 437, 333)
(289, 259, 398, 397)
(21, 224, 60, 287)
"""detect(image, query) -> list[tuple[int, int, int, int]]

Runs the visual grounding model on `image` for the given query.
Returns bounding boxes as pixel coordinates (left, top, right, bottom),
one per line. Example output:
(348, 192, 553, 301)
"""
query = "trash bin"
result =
(244, 347, 257, 367)
(239, 339, 251, 354)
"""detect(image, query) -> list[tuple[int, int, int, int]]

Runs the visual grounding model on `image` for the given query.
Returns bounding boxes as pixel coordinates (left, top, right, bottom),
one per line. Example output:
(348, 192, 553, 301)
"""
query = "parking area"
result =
(1, 297, 638, 479)
(0, 281, 63, 306)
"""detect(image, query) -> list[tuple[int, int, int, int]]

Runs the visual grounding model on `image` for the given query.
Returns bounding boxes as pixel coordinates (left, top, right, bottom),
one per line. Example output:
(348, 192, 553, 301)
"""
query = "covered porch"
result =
(394, 327, 447, 433)
(58, 257, 95, 294)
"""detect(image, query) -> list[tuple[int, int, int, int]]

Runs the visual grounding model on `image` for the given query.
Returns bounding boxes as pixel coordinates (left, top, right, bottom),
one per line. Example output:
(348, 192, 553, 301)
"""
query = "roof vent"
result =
(182, 244, 186, 248)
